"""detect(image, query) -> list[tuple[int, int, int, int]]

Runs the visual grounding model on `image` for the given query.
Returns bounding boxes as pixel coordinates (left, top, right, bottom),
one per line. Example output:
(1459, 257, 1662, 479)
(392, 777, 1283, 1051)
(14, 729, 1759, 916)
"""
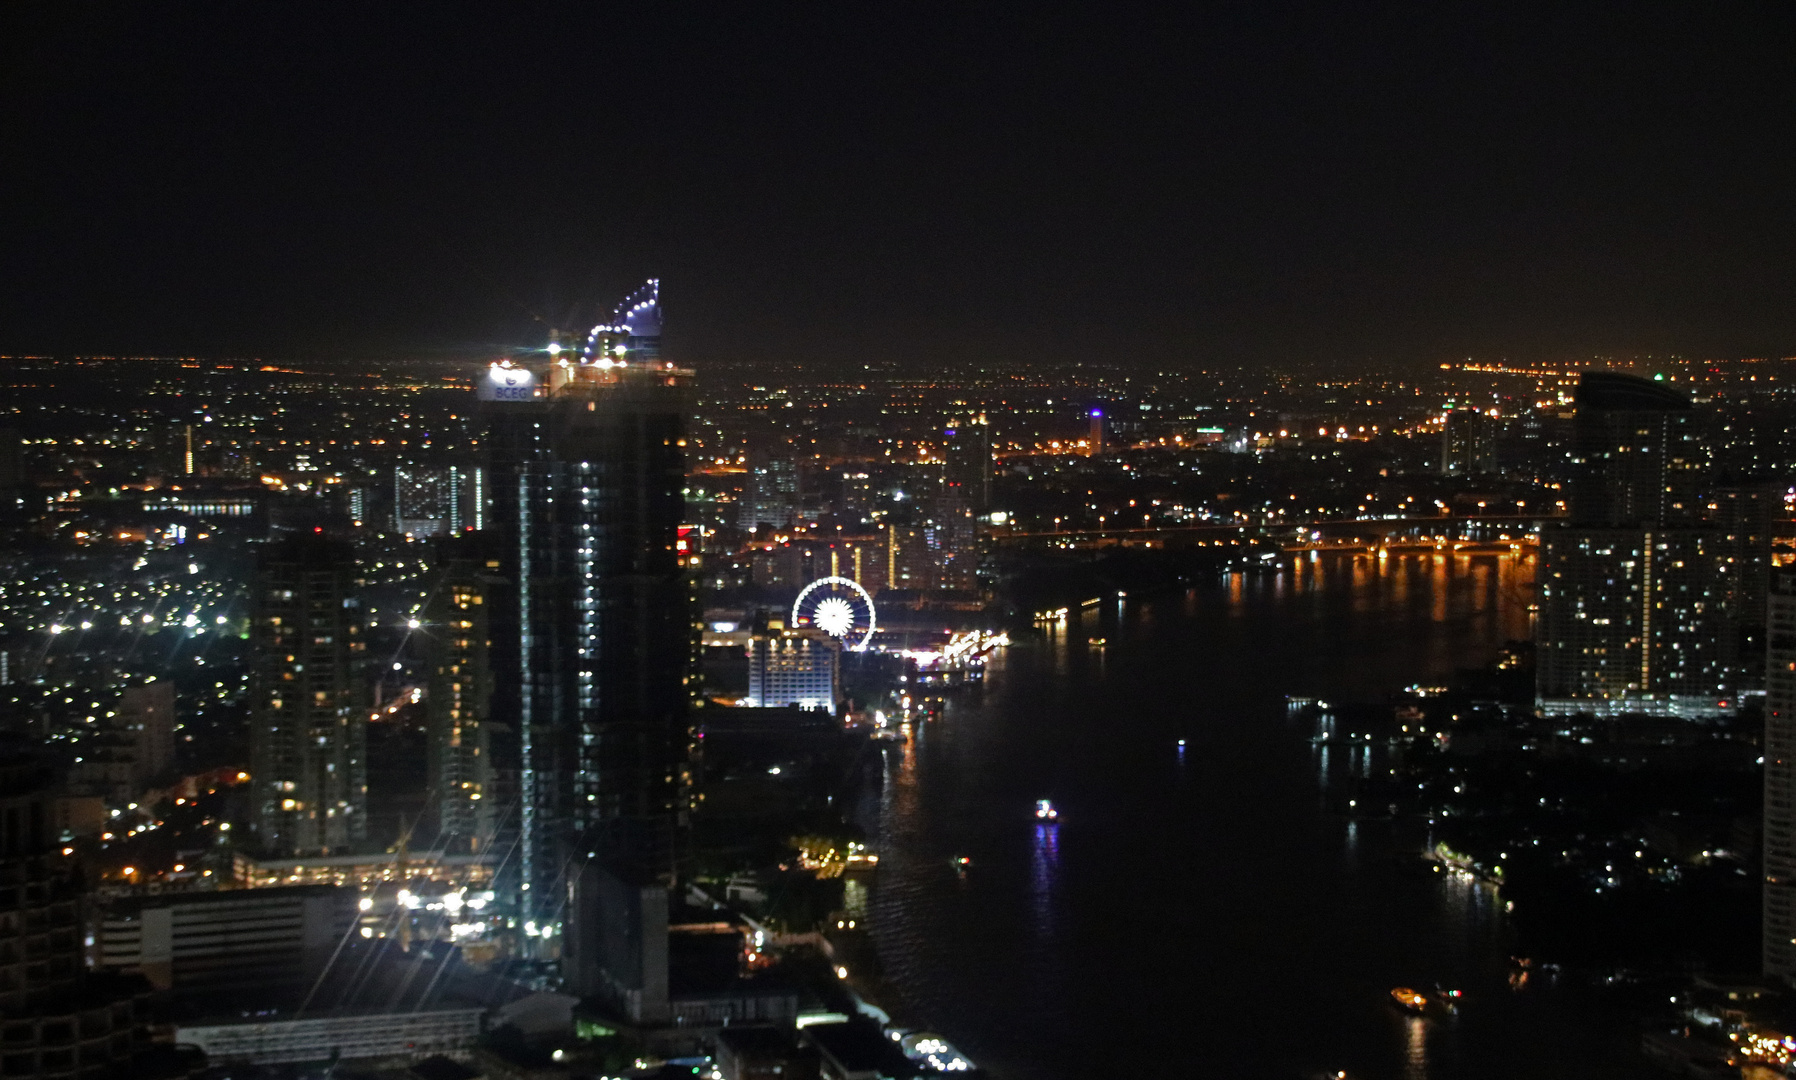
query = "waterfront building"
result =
(1768, 571, 1796, 982)
(747, 627, 839, 713)
(1567, 371, 1706, 529)
(480, 281, 691, 929)
(1537, 372, 1741, 716)
(249, 534, 369, 855)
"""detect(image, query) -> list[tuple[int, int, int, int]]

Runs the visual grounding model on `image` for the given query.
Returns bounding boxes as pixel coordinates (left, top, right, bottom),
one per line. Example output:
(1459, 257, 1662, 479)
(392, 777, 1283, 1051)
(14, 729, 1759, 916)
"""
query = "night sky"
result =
(3, 3, 1794, 370)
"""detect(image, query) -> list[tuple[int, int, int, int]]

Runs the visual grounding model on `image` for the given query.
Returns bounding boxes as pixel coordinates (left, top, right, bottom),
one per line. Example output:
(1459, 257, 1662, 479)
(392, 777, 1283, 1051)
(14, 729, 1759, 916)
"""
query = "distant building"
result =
(249, 534, 368, 855)
(395, 464, 484, 536)
(748, 537, 885, 593)
(739, 450, 800, 532)
(117, 680, 175, 790)
(885, 524, 933, 591)
(0, 427, 23, 487)
(1440, 408, 1495, 476)
(943, 415, 993, 514)
(747, 628, 838, 713)
(563, 863, 799, 1026)
(1767, 571, 1796, 983)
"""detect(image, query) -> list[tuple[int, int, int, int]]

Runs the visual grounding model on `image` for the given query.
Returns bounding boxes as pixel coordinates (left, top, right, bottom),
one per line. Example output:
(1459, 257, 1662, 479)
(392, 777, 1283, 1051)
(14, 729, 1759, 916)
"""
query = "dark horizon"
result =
(3, 4, 1794, 370)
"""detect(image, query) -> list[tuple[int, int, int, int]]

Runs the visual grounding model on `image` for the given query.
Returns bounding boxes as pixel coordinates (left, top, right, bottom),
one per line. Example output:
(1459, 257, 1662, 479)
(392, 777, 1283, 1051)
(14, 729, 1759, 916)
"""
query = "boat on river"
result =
(1390, 987, 1428, 1014)
(1035, 799, 1059, 823)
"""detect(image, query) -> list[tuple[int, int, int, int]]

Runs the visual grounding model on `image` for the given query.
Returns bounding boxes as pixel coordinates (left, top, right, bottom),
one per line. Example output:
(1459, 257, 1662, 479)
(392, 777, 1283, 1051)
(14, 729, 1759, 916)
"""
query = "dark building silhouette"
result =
(1567, 371, 1705, 528)
(0, 737, 157, 1077)
(943, 414, 993, 515)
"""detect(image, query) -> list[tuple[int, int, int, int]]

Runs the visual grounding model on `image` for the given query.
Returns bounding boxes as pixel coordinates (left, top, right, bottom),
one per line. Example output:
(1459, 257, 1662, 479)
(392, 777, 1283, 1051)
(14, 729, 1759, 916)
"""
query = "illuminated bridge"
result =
(991, 513, 1560, 552)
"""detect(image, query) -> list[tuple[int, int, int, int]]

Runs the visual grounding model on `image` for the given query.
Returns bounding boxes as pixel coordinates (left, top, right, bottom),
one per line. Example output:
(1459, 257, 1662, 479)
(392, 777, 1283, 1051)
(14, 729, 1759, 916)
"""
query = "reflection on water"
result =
(867, 551, 1634, 1080)
(1405, 1016, 1429, 1080)
(1030, 824, 1059, 941)
(843, 876, 869, 920)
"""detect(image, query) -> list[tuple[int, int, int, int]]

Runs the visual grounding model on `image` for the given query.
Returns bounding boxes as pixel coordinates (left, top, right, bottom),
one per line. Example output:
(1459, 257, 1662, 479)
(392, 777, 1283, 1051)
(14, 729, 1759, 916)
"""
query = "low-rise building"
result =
(93, 883, 355, 992)
(176, 1007, 483, 1065)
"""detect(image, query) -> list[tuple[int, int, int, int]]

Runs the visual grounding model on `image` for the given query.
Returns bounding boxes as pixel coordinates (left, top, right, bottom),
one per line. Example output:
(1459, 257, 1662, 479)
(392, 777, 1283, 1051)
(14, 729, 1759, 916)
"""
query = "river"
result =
(863, 549, 1650, 1080)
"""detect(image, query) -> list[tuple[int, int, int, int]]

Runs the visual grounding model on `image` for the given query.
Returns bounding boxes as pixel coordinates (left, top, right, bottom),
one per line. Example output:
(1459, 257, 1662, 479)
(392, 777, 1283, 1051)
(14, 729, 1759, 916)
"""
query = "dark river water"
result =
(862, 550, 1651, 1080)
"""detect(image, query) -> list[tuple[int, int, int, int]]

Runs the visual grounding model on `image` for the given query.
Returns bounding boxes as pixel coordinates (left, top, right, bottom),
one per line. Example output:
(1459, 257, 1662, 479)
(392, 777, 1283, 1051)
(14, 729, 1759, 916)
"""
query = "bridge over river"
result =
(992, 512, 1559, 552)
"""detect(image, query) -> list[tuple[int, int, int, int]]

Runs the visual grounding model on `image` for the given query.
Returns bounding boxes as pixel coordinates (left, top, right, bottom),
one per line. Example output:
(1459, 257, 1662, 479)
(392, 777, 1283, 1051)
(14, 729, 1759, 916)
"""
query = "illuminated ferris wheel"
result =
(791, 576, 877, 652)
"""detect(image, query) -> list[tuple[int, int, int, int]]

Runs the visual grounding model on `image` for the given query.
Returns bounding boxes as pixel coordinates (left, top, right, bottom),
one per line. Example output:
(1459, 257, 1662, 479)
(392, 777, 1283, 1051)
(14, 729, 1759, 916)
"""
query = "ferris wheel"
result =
(791, 576, 877, 652)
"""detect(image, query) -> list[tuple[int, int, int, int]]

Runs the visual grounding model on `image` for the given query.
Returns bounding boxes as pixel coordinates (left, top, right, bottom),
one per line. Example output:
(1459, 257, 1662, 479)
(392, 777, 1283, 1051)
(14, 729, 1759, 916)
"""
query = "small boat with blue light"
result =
(1035, 799, 1059, 823)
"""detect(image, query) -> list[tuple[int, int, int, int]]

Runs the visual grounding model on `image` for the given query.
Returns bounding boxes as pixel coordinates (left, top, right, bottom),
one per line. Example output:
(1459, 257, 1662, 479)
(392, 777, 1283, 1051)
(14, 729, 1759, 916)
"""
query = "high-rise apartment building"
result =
(738, 449, 799, 532)
(1566, 372, 1706, 529)
(422, 538, 497, 853)
(1765, 571, 1796, 982)
(395, 464, 484, 536)
(481, 281, 691, 930)
(249, 534, 368, 855)
(944, 415, 994, 515)
(1537, 372, 1742, 717)
(1440, 408, 1495, 476)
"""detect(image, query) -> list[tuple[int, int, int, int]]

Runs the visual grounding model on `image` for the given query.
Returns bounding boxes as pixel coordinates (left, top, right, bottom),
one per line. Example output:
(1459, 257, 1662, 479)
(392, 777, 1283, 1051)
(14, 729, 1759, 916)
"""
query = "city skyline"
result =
(8, 6, 1796, 1077)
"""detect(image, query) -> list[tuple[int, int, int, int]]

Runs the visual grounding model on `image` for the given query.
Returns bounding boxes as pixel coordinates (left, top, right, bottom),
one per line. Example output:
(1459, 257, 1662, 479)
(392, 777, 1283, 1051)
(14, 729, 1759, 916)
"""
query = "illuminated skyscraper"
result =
(481, 281, 691, 933)
(422, 537, 498, 853)
(249, 534, 368, 855)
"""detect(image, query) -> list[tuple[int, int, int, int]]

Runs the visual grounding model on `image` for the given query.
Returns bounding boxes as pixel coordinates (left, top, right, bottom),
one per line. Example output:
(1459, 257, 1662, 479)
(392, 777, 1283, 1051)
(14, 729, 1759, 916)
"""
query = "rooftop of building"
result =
(1575, 370, 1693, 412)
(801, 1017, 915, 1075)
(95, 881, 351, 916)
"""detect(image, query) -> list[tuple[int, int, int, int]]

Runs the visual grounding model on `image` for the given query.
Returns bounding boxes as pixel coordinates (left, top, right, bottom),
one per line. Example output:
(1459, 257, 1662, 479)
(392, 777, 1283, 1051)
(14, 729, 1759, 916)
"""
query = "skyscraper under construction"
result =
(480, 281, 692, 939)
